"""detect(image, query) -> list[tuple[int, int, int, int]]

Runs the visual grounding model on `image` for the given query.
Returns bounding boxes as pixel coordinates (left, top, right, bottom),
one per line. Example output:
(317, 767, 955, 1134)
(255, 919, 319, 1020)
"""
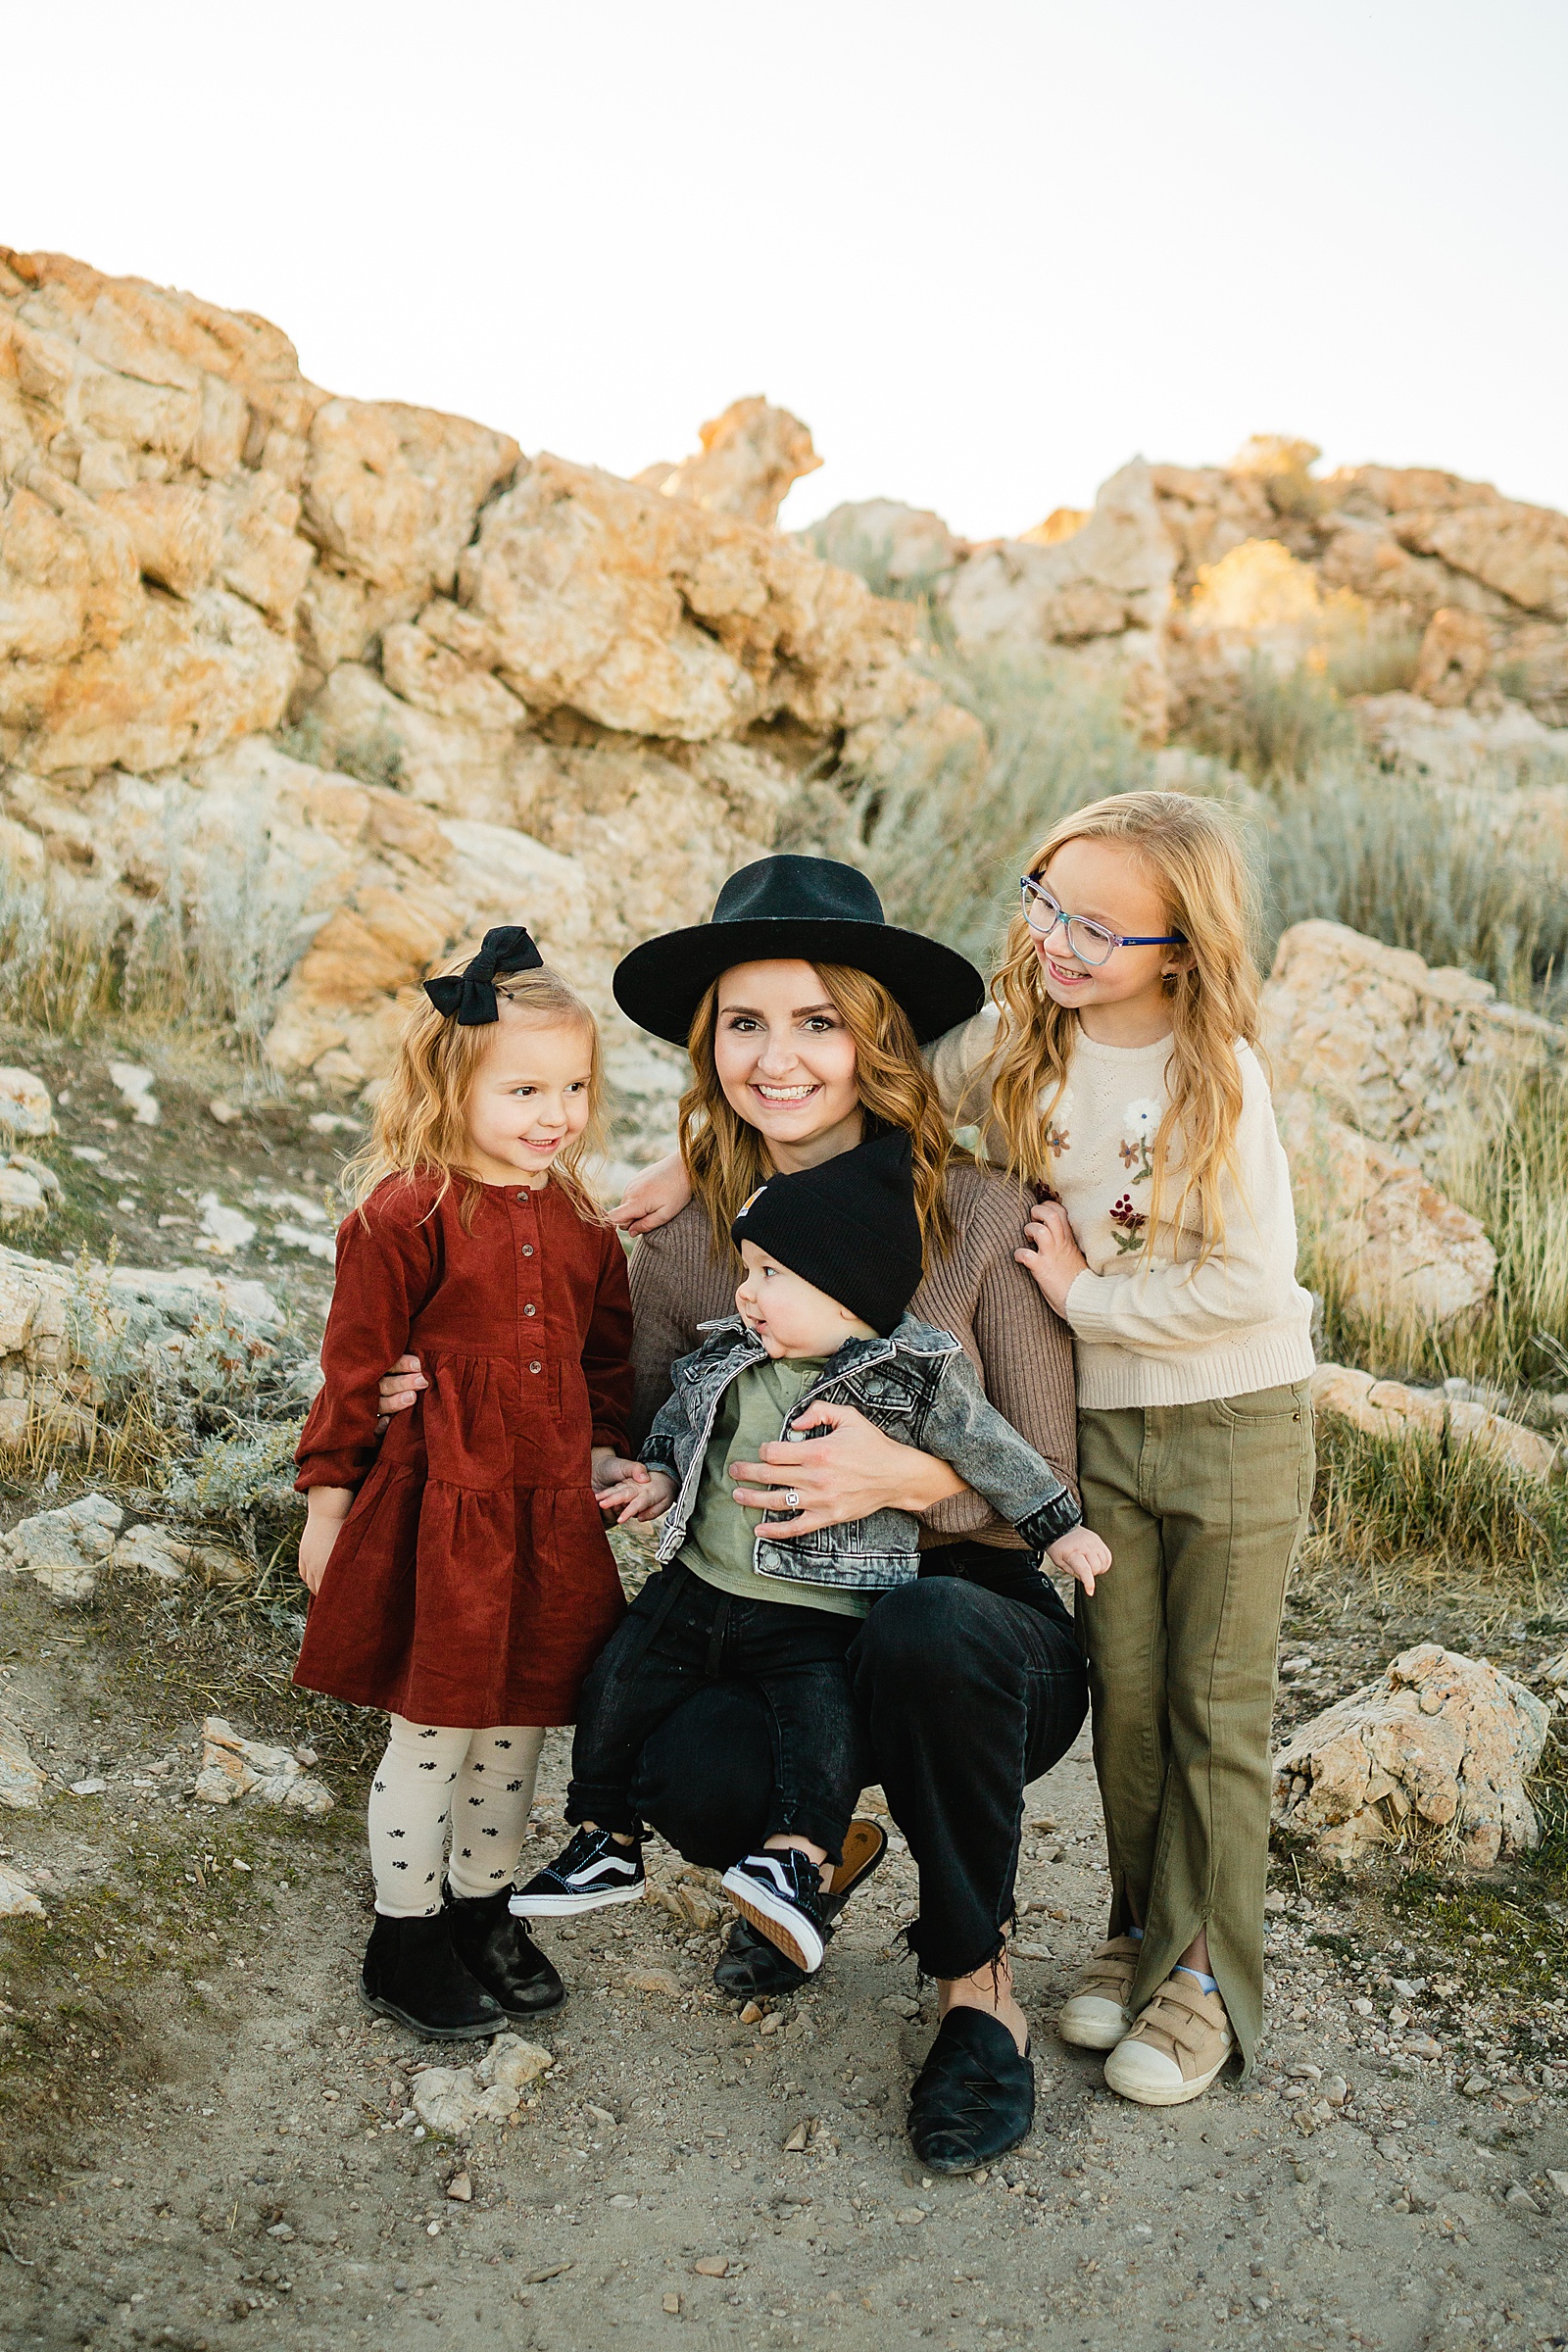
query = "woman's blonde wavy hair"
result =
(985, 791, 1261, 1263)
(678, 961, 956, 1266)
(344, 959, 607, 1227)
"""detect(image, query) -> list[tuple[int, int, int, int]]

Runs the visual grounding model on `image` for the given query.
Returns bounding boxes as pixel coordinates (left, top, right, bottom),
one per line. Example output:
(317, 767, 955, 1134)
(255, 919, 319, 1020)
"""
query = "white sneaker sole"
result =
(1102, 2037, 1231, 2106)
(510, 1880, 645, 1918)
(720, 1867, 825, 1975)
(1056, 1994, 1132, 2051)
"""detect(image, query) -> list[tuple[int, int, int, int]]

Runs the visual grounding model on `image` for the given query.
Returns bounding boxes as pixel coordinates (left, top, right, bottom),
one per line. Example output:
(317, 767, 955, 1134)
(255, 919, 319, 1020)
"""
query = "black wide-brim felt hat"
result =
(612, 856, 985, 1047)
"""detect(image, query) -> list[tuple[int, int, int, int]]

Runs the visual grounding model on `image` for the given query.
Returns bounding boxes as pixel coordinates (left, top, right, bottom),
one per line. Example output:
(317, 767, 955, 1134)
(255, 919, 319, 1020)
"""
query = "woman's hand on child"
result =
(1046, 1524, 1112, 1596)
(608, 1152, 692, 1236)
(728, 1399, 966, 1536)
(594, 1463, 676, 1525)
(375, 1353, 427, 1430)
(1015, 1199, 1090, 1315)
(298, 1488, 354, 1594)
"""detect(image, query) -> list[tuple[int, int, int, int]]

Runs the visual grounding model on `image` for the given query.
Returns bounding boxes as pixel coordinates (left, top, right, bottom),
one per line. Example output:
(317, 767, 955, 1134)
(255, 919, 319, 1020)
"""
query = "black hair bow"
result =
(422, 926, 544, 1025)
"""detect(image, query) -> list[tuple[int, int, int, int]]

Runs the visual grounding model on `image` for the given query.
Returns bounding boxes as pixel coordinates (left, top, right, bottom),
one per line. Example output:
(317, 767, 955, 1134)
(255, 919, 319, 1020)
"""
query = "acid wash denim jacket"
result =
(640, 1311, 1081, 1595)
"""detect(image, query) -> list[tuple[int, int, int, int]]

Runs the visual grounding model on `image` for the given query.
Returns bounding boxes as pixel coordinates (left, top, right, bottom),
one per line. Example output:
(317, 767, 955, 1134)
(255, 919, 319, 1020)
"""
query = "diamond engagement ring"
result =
(783, 1488, 802, 1511)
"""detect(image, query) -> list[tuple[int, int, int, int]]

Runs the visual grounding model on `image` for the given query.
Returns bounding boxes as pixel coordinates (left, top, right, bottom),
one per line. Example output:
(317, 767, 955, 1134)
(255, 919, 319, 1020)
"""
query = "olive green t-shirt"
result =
(676, 1354, 872, 1621)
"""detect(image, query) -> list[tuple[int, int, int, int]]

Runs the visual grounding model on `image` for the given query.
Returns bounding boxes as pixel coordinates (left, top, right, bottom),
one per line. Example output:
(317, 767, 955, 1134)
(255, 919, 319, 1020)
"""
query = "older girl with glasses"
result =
(930, 789, 1315, 2105)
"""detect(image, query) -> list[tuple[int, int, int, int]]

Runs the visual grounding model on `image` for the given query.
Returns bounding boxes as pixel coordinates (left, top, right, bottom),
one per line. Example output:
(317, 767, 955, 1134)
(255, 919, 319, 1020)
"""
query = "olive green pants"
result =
(1076, 1382, 1313, 2076)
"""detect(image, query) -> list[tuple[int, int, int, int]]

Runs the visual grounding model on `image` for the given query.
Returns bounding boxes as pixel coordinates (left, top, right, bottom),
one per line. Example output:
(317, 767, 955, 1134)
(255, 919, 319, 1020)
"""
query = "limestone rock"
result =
(1272, 1642, 1551, 1866)
(0, 1492, 122, 1606)
(647, 397, 821, 528)
(0, 1070, 53, 1137)
(0, 1861, 44, 1917)
(460, 451, 918, 742)
(194, 1718, 332, 1814)
(803, 500, 964, 596)
(1411, 608, 1492, 708)
(942, 461, 1175, 736)
(0, 1717, 47, 1809)
(1276, 1094, 1495, 1326)
(1352, 691, 1568, 784)
(1309, 1362, 1559, 1484)
(1261, 920, 1564, 1163)
(114, 1525, 252, 1586)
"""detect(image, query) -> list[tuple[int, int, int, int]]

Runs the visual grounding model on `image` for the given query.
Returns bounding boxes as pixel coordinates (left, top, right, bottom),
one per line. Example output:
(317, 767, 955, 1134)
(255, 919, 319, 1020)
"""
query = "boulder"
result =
(193, 1717, 333, 1815)
(114, 1525, 253, 1586)
(1261, 919, 1564, 1165)
(0, 1070, 53, 1137)
(0, 1862, 44, 1918)
(0, 1491, 123, 1604)
(0, 1716, 47, 1809)
(1272, 1642, 1551, 1866)
(1309, 1362, 1559, 1484)
(1411, 607, 1493, 708)
(1276, 1094, 1495, 1326)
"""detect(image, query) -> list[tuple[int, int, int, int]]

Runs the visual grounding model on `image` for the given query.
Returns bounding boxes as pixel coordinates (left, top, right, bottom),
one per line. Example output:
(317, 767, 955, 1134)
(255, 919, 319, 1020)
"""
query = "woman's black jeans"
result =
(568, 1563, 867, 1863)
(628, 1543, 1089, 1980)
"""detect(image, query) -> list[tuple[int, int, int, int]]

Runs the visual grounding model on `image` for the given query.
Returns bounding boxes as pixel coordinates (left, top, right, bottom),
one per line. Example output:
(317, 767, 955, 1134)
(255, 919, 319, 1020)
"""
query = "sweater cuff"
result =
(1061, 1267, 1120, 1339)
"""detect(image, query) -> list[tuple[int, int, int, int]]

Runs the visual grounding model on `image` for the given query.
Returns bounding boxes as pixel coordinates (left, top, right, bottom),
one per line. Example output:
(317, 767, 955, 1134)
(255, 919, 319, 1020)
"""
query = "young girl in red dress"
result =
(292, 927, 635, 2040)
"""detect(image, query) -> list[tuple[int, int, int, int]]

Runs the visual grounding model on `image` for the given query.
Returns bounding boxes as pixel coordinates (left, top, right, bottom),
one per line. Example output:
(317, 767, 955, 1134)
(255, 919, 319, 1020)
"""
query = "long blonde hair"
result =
(345, 960, 607, 1225)
(678, 961, 956, 1266)
(986, 791, 1261, 1261)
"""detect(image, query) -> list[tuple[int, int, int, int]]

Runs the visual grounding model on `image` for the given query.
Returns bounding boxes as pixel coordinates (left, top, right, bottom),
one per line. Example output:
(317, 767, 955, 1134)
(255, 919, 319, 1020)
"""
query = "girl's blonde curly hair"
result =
(343, 959, 607, 1226)
(984, 790, 1262, 1263)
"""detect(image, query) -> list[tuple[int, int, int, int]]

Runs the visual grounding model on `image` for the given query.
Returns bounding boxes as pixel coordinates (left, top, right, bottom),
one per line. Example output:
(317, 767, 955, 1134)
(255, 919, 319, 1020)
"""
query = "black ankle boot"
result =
(360, 1912, 507, 2040)
(445, 1885, 564, 2019)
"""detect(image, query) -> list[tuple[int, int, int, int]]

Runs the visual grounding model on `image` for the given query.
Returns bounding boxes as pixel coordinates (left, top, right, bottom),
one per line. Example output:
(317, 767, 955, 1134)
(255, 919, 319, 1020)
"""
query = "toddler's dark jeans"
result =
(566, 1562, 868, 1864)
(627, 1543, 1089, 1980)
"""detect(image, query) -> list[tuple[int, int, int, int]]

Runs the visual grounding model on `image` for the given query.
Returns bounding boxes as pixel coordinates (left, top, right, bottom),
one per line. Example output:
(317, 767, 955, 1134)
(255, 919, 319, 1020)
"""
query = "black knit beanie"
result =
(729, 1130, 923, 1338)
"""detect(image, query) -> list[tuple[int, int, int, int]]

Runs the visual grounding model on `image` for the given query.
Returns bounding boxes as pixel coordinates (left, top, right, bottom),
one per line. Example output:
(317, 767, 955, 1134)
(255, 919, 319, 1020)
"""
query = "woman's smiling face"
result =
(711, 959, 863, 1169)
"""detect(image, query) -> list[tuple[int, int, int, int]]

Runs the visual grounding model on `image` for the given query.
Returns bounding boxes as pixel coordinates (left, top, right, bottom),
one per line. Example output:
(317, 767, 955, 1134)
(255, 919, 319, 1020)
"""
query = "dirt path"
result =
(4, 1561, 1565, 2352)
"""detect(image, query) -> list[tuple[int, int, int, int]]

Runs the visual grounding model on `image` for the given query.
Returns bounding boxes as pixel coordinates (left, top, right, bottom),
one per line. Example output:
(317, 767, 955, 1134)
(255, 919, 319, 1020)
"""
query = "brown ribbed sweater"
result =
(627, 1163, 1078, 1549)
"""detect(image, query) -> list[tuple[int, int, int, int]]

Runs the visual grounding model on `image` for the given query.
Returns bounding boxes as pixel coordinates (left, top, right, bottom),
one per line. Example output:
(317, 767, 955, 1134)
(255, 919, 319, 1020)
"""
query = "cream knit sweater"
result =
(929, 1007, 1315, 1411)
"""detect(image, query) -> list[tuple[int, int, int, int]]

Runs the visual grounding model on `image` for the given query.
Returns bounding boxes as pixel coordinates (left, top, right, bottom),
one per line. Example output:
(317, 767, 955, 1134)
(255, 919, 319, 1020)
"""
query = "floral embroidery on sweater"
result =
(1109, 1194, 1149, 1254)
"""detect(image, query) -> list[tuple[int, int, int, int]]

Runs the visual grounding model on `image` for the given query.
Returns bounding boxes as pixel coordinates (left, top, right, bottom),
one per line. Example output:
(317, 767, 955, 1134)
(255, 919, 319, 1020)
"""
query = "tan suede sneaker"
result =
(1055, 1934, 1142, 2051)
(1103, 1971, 1234, 2106)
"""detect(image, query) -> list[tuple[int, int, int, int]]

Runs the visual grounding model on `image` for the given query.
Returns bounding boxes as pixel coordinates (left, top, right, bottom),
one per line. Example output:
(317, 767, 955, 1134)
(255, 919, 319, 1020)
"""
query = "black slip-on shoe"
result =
(712, 1816, 887, 1998)
(359, 1912, 508, 2041)
(906, 2008, 1035, 2174)
(445, 1884, 564, 2018)
(511, 1827, 645, 1917)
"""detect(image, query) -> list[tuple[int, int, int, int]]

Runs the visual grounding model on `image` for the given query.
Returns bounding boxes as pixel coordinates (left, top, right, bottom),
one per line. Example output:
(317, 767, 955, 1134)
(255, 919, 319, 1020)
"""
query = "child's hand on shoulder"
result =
(1046, 1523, 1112, 1596)
(592, 1450, 676, 1526)
(1016, 1198, 1090, 1315)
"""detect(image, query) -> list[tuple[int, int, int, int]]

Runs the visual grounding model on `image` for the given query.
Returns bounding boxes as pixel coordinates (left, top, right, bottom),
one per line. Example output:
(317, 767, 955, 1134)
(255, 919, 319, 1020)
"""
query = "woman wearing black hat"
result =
(379, 856, 1087, 2170)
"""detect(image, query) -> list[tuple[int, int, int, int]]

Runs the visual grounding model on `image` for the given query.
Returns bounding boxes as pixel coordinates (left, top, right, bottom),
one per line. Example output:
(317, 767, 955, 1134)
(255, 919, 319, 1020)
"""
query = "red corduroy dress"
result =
(293, 1172, 633, 1729)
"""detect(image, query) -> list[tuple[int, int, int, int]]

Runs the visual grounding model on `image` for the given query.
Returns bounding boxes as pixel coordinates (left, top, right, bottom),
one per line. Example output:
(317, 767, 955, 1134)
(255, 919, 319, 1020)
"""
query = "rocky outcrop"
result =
(1272, 1643, 1551, 1867)
(1309, 1362, 1560, 1484)
(1262, 919, 1562, 1162)
(942, 460, 1175, 738)
(1259, 919, 1567, 1328)
(818, 436, 1568, 751)
(1, 249, 962, 1116)
(0, 1242, 280, 1447)
(636, 397, 822, 527)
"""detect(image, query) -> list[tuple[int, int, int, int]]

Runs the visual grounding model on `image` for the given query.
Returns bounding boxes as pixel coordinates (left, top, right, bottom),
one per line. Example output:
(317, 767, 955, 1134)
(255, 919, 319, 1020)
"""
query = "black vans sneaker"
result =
(510, 1827, 645, 1917)
(720, 1849, 828, 1975)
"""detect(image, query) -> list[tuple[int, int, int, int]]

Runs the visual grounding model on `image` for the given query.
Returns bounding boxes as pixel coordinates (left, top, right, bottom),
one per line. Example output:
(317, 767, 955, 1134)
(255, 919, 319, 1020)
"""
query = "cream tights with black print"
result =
(368, 1717, 546, 1918)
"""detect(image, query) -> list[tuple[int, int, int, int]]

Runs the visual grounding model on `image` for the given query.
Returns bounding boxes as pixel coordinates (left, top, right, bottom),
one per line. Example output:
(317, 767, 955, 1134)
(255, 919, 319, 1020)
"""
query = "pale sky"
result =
(5, 1, 1566, 541)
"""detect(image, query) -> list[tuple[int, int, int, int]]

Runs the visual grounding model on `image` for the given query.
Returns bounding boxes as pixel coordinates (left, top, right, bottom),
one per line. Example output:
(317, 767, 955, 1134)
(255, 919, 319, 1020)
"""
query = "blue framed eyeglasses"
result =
(1019, 876, 1186, 968)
